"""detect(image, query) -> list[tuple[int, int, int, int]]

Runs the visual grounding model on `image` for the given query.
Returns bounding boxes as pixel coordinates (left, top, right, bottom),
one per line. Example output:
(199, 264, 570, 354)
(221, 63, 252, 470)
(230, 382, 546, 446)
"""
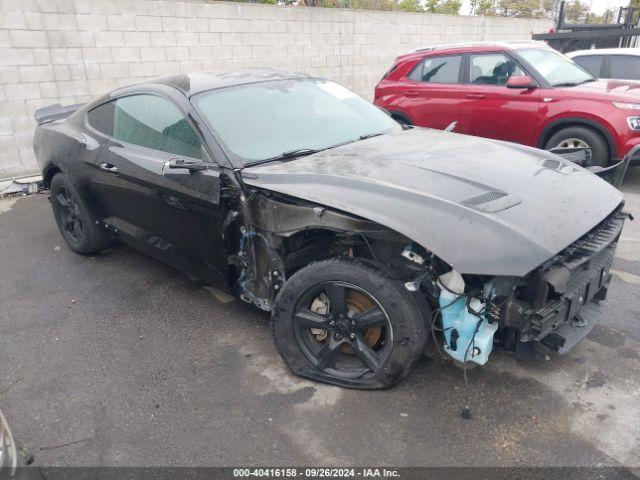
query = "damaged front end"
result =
(397, 204, 629, 366)
(432, 205, 629, 364)
(226, 182, 628, 368)
(490, 206, 629, 358)
(227, 191, 406, 312)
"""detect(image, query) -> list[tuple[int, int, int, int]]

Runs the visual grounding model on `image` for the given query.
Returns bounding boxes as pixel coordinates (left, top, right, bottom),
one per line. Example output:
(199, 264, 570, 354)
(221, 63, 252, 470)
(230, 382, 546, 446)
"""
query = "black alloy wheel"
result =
(292, 282, 393, 379)
(53, 186, 84, 245)
(273, 258, 428, 389)
(50, 173, 113, 254)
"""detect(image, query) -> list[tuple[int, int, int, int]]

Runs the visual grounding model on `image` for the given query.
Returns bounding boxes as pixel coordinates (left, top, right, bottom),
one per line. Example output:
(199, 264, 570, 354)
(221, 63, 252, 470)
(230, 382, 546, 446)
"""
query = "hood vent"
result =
(541, 158, 561, 170)
(461, 191, 507, 207)
(460, 190, 521, 213)
(539, 157, 576, 174)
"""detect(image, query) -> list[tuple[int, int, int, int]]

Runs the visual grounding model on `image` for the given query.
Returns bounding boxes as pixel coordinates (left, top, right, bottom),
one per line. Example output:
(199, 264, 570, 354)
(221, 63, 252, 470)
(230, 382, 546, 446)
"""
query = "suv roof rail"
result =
(411, 40, 541, 53)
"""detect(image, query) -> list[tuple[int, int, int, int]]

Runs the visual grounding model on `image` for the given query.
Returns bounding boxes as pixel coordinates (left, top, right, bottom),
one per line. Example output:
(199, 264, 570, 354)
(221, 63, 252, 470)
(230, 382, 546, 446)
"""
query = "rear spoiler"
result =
(34, 103, 85, 125)
(550, 145, 635, 189)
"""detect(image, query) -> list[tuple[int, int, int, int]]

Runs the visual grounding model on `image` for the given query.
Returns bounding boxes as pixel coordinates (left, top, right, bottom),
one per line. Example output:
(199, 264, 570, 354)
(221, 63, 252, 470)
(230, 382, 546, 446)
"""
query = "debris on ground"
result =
(0, 177, 44, 198)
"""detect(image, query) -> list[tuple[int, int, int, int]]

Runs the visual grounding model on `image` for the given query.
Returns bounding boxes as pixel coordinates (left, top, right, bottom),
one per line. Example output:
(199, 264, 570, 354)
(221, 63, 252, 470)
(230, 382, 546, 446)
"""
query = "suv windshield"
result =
(518, 48, 595, 87)
(193, 78, 400, 165)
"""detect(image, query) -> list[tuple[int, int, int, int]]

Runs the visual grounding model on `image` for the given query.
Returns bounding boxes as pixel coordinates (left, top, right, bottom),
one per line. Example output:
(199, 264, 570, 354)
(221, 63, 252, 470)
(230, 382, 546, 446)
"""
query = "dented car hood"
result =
(242, 128, 623, 276)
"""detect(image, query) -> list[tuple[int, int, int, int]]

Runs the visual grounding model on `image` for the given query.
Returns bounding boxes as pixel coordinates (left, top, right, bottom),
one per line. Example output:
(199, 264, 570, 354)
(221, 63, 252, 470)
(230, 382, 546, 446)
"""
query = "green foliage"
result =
(563, 0, 589, 22)
(397, 0, 423, 12)
(424, 0, 438, 12)
(348, 0, 397, 10)
(424, 0, 462, 14)
(470, 0, 567, 19)
(438, 0, 462, 14)
(471, 0, 498, 16)
(496, 0, 550, 18)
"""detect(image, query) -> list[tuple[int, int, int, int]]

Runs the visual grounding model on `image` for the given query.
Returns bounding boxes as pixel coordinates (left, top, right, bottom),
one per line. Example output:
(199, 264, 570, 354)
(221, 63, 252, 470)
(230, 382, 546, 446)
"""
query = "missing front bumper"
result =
(495, 207, 628, 358)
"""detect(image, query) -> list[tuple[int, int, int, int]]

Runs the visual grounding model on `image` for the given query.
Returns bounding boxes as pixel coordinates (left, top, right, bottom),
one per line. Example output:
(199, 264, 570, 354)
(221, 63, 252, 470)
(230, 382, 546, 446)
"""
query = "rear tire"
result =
(50, 173, 112, 255)
(545, 126, 609, 167)
(272, 257, 427, 389)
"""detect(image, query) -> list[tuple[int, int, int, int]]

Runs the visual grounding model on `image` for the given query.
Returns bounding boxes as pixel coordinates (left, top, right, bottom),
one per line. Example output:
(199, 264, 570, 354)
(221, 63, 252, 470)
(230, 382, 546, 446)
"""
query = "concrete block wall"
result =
(0, 0, 552, 178)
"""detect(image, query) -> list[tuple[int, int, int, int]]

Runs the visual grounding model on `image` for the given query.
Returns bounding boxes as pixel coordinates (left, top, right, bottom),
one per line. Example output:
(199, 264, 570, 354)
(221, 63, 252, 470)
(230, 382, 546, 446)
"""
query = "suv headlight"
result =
(628, 116, 640, 130)
(613, 101, 640, 110)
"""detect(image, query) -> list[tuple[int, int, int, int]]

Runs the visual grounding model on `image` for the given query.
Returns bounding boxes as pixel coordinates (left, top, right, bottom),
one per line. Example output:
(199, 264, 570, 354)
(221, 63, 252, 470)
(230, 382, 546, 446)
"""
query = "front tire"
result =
(50, 173, 112, 255)
(272, 258, 427, 389)
(545, 126, 609, 167)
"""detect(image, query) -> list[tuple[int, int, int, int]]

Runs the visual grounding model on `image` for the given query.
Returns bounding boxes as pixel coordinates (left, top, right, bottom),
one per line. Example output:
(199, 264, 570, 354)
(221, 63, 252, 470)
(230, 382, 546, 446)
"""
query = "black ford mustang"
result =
(34, 69, 629, 389)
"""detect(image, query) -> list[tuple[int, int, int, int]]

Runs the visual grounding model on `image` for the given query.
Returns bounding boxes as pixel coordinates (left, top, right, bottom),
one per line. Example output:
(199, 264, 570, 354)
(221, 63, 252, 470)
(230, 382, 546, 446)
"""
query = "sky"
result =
(459, 0, 630, 15)
(585, 0, 630, 14)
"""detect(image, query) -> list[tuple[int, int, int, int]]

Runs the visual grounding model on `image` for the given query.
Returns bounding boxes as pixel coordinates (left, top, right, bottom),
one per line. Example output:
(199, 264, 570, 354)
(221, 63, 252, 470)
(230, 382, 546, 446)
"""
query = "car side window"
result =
(469, 53, 524, 86)
(608, 55, 640, 81)
(573, 55, 603, 77)
(407, 55, 461, 84)
(88, 95, 202, 159)
(113, 95, 202, 159)
(87, 102, 115, 136)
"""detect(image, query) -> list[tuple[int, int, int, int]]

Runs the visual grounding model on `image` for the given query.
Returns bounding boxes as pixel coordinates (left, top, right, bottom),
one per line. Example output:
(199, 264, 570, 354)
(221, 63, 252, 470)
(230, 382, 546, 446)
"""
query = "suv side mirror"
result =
(507, 76, 535, 89)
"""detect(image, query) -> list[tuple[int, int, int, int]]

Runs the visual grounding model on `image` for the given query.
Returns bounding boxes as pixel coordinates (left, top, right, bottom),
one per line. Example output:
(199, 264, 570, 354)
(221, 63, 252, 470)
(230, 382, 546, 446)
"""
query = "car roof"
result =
(138, 68, 316, 97)
(567, 48, 640, 57)
(398, 40, 547, 61)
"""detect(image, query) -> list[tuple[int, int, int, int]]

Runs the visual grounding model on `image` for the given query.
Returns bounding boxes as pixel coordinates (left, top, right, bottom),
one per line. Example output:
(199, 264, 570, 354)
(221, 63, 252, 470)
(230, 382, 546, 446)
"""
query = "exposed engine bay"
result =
(224, 187, 628, 366)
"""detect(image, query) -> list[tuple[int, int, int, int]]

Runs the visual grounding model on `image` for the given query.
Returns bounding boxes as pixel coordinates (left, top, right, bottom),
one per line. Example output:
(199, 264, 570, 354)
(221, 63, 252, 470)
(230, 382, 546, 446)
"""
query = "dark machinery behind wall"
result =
(532, 0, 640, 53)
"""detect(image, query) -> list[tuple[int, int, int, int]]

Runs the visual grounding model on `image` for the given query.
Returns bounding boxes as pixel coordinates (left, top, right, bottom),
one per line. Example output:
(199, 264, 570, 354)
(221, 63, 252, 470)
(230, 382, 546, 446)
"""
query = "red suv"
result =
(374, 42, 640, 166)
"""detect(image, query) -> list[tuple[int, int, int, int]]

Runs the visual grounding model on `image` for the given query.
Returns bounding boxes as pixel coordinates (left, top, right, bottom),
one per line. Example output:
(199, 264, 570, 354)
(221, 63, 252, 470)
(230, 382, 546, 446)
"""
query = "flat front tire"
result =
(272, 258, 428, 389)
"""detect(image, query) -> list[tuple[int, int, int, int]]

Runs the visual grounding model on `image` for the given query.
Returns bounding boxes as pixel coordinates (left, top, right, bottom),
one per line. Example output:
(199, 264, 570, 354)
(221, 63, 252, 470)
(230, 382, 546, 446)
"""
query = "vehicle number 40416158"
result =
(232, 468, 400, 477)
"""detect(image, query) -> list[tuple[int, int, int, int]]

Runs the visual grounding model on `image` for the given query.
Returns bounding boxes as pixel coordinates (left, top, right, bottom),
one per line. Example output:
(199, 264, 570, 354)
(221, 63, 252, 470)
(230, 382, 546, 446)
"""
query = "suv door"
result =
(401, 54, 462, 129)
(458, 52, 541, 145)
(86, 93, 228, 287)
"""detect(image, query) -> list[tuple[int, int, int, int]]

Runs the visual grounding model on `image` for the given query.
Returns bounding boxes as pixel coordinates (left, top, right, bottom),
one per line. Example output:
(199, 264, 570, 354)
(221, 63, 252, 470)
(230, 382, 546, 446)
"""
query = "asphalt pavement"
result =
(0, 169, 639, 469)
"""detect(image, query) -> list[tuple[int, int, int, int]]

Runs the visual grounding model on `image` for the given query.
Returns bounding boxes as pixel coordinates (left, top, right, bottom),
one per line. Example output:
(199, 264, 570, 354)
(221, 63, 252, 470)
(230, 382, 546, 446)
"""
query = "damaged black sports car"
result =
(34, 70, 630, 389)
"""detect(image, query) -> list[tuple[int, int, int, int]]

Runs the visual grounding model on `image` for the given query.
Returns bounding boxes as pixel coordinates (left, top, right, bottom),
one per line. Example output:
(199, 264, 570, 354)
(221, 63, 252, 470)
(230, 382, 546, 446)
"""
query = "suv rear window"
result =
(407, 55, 461, 84)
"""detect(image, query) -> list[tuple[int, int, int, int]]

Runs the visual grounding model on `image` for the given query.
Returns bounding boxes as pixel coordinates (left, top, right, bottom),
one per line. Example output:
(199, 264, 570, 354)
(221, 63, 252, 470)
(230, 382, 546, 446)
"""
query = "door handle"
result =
(405, 90, 420, 97)
(99, 162, 118, 173)
(465, 93, 485, 99)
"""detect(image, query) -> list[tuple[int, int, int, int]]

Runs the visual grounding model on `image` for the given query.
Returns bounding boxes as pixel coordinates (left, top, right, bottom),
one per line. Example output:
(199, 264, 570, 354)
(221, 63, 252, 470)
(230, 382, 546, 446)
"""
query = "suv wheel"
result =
(272, 258, 427, 389)
(545, 126, 609, 167)
(50, 173, 113, 254)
